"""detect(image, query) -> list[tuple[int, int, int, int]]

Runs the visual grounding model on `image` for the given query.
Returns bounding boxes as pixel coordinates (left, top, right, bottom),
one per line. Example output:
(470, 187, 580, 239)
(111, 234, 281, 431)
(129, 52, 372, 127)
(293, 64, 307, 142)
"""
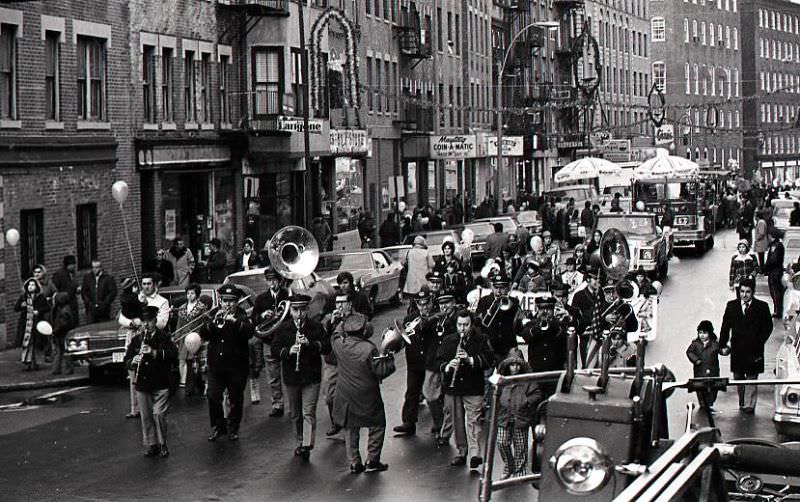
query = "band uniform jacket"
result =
(436, 327, 494, 396)
(401, 311, 429, 372)
(720, 297, 773, 374)
(252, 287, 291, 343)
(424, 311, 456, 372)
(520, 320, 567, 373)
(271, 318, 330, 386)
(123, 328, 178, 392)
(475, 294, 520, 362)
(331, 331, 396, 428)
(199, 307, 254, 372)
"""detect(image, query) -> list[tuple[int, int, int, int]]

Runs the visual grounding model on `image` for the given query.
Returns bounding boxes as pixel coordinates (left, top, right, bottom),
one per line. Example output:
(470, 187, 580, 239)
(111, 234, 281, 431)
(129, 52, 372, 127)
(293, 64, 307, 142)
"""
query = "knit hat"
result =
(696, 320, 715, 335)
(737, 239, 750, 251)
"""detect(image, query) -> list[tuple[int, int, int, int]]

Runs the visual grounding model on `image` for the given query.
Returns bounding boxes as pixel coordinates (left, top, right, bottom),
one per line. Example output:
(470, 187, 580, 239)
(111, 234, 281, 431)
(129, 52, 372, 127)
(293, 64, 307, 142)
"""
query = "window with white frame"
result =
(184, 50, 197, 123)
(252, 47, 282, 117)
(45, 30, 60, 121)
(219, 54, 231, 125)
(77, 36, 106, 121)
(162, 47, 174, 123)
(651, 17, 665, 42)
(709, 24, 715, 47)
(693, 63, 699, 94)
(733, 28, 738, 50)
(692, 20, 698, 40)
(685, 62, 690, 94)
(652, 61, 666, 92)
(200, 52, 211, 123)
(0, 23, 17, 120)
(701, 21, 706, 45)
(143, 44, 156, 123)
(684, 18, 689, 43)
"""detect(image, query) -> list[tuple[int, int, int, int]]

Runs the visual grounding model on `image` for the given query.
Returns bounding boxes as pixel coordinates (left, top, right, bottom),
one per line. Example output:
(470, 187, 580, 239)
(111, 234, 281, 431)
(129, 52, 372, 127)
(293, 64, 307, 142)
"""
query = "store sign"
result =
(557, 134, 584, 149)
(330, 129, 370, 154)
(486, 136, 524, 156)
(430, 135, 478, 159)
(590, 131, 611, 148)
(275, 115, 324, 134)
(654, 124, 674, 146)
(603, 139, 632, 162)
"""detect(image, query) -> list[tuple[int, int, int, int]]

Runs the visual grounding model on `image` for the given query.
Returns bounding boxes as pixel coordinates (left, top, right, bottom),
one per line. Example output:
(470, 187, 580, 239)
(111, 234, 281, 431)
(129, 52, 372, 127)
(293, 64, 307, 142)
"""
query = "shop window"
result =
(334, 158, 364, 233)
(77, 35, 106, 121)
(244, 172, 305, 245)
(76, 203, 98, 269)
(20, 209, 44, 279)
(45, 30, 60, 121)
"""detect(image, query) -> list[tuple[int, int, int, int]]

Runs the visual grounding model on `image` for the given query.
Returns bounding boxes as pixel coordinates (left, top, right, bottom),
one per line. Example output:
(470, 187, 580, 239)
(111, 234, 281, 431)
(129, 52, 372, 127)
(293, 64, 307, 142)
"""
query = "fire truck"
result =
(632, 174, 718, 253)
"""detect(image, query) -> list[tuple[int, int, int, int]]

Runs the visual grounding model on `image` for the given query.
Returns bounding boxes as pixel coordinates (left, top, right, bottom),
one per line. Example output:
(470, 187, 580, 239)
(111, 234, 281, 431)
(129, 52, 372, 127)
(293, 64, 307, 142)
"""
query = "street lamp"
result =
(495, 21, 558, 214)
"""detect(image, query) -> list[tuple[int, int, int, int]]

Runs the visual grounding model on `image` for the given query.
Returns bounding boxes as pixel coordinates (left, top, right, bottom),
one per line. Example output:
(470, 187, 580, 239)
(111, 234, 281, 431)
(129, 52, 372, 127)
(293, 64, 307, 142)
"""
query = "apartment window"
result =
(76, 203, 97, 269)
(366, 0, 371, 14)
(376, 61, 382, 112)
(0, 24, 16, 120)
(448, 84, 454, 126)
(77, 36, 106, 121)
(143, 45, 156, 123)
(291, 49, 303, 117)
(734, 69, 739, 96)
(20, 209, 44, 280)
(383, 0, 389, 20)
(733, 28, 738, 50)
(709, 24, 715, 47)
(252, 47, 282, 117)
(219, 55, 231, 124)
(455, 14, 460, 54)
(200, 53, 211, 123)
(162, 48, 174, 122)
(692, 20, 697, 40)
(651, 17, 665, 42)
(184, 50, 197, 122)
(374, 0, 380, 18)
(437, 8, 443, 51)
(392, 62, 398, 113)
(366, 57, 372, 111)
(725, 26, 730, 48)
(438, 83, 444, 127)
(384, 60, 390, 112)
(45, 30, 60, 121)
(693, 63, 699, 94)
(456, 86, 462, 127)
(701, 21, 706, 45)
(447, 11, 452, 48)
(652, 61, 666, 92)
(717, 24, 722, 45)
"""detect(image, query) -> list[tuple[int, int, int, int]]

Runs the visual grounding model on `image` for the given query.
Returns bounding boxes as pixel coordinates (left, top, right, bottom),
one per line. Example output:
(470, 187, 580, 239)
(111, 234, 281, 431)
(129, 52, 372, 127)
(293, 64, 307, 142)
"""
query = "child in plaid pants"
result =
(496, 349, 543, 478)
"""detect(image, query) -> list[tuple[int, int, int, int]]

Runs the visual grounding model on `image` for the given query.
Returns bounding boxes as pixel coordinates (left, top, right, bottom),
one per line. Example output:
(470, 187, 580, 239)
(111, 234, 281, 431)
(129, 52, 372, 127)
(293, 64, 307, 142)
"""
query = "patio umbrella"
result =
(634, 149, 699, 181)
(554, 157, 622, 184)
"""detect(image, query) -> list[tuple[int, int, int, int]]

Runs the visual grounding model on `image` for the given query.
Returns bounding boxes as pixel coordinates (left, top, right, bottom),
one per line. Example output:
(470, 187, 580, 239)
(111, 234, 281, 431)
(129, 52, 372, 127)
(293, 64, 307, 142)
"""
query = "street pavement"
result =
(0, 228, 793, 501)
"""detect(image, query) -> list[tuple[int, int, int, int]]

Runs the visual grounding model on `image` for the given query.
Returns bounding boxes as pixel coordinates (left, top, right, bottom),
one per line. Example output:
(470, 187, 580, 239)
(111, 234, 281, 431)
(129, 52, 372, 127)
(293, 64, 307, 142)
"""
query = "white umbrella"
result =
(634, 149, 698, 181)
(554, 157, 622, 184)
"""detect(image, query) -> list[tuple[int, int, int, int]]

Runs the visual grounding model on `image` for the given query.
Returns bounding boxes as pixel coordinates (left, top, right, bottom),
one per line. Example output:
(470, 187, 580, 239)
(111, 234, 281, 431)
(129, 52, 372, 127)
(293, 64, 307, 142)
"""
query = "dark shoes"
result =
(451, 456, 466, 466)
(125, 412, 140, 419)
(350, 462, 365, 474)
(144, 445, 159, 457)
(159, 444, 169, 457)
(740, 407, 755, 414)
(228, 432, 239, 441)
(469, 456, 483, 469)
(295, 446, 311, 461)
(269, 408, 284, 418)
(436, 435, 450, 447)
(365, 461, 388, 473)
(393, 423, 416, 436)
(207, 428, 227, 442)
(326, 424, 343, 437)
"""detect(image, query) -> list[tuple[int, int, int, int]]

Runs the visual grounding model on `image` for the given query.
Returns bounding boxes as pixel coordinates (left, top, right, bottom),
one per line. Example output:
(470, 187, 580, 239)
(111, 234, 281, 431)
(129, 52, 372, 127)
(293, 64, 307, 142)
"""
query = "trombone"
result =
(172, 294, 251, 343)
(480, 295, 513, 329)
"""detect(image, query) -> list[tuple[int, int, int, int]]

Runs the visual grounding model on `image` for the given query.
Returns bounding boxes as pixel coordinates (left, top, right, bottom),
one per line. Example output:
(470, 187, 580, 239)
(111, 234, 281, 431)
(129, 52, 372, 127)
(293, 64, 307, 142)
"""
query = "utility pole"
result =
(297, 0, 313, 226)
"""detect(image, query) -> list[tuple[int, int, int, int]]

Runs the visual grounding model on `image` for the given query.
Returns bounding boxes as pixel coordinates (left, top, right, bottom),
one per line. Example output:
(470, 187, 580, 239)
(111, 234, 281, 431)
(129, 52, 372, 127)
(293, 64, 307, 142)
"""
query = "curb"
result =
(0, 375, 90, 393)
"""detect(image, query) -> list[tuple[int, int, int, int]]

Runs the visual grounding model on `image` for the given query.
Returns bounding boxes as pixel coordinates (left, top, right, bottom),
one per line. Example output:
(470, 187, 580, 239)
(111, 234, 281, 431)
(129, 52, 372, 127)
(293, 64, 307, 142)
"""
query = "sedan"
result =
(402, 229, 461, 259)
(315, 250, 403, 308)
(223, 269, 334, 321)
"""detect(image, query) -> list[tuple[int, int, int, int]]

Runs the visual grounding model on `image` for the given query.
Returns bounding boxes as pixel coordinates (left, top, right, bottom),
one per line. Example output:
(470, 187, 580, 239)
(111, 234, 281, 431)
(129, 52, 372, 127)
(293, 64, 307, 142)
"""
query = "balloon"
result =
(635, 200, 646, 211)
(111, 180, 129, 204)
(184, 332, 203, 355)
(5, 228, 19, 247)
(36, 321, 53, 336)
(398, 201, 407, 212)
(651, 281, 663, 296)
(461, 228, 474, 245)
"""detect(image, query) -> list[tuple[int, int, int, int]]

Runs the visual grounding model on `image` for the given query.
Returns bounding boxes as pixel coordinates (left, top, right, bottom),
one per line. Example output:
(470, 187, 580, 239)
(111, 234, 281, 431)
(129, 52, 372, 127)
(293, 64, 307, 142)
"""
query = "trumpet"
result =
(480, 294, 513, 329)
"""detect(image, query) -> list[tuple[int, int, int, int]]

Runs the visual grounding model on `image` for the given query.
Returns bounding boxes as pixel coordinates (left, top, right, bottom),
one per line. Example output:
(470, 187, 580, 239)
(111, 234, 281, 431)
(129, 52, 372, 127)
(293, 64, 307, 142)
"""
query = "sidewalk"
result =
(0, 348, 89, 393)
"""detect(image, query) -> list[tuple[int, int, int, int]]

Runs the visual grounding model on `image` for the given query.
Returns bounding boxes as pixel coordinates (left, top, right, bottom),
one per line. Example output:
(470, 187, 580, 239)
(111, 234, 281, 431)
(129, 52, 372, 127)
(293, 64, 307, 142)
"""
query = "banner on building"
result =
(654, 124, 675, 146)
(430, 135, 478, 159)
(330, 129, 370, 154)
(276, 116, 324, 134)
(486, 136, 524, 156)
(603, 139, 632, 162)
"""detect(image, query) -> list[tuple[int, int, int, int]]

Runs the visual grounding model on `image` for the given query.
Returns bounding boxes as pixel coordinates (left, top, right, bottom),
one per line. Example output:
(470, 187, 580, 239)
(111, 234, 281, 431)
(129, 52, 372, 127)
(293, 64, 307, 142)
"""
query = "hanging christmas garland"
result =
(309, 7, 360, 112)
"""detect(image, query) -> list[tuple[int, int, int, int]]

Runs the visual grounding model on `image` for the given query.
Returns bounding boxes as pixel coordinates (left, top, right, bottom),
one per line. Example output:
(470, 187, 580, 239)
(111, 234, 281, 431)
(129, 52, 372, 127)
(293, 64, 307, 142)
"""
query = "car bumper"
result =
(774, 412, 800, 436)
(672, 229, 706, 247)
(67, 347, 126, 367)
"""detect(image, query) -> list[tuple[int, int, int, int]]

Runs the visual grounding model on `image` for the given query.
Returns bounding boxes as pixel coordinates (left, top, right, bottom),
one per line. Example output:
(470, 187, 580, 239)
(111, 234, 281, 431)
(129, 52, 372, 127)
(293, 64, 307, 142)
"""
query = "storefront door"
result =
(161, 172, 210, 257)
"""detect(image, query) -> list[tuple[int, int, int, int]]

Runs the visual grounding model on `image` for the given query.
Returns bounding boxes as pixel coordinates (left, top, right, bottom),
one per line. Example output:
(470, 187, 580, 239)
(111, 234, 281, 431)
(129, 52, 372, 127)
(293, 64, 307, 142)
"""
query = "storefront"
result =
(319, 129, 371, 238)
(429, 134, 475, 211)
(137, 140, 238, 267)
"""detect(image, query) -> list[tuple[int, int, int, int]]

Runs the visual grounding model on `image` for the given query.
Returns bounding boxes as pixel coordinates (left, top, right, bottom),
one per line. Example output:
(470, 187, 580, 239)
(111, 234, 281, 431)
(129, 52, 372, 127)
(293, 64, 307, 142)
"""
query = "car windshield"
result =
(596, 216, 656, 237)
(226, 274, 265, 293)
(638, 181, 697, 203)
(516, 211, 540, 224)
(547, 188, 590, 201)
(316, 253, 373, 272)
(465, 223, 495, 238)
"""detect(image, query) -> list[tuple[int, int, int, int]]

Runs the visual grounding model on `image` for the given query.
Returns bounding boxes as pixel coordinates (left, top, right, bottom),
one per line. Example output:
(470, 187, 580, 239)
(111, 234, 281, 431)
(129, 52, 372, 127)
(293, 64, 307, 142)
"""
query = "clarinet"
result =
(294, 324, 302, 372)
(133, 326, 149, 386)
(449, 334, 465, 389)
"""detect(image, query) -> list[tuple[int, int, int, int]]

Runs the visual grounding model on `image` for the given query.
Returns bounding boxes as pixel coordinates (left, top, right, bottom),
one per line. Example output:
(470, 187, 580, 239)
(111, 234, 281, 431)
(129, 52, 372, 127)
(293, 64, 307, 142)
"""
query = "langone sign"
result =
(487, 136, 524, 156)
(330, 129, 370, 154)
(430, 135, 478, 159)
(276, 115, 324, 134)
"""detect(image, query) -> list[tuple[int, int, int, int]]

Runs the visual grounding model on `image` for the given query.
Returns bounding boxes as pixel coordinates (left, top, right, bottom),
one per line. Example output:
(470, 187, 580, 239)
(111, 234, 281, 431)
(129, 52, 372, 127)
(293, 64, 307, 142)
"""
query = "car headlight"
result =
(549, 437, 613, 495)
(639, 248, 654, 261)
(783, 387, 800, 407)
(67, 339, 88, 352)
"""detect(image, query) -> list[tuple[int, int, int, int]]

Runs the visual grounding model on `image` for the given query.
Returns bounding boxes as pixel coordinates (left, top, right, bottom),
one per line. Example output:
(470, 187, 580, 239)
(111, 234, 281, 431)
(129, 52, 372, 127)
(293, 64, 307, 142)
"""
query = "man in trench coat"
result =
(719, 277, 773, 413)
(332, 313, 395, 474)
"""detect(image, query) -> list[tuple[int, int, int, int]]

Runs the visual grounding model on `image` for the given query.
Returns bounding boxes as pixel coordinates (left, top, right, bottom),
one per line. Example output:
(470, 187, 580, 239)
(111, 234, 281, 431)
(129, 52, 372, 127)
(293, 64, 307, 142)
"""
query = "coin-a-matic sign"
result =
(430, 135, 478, 159)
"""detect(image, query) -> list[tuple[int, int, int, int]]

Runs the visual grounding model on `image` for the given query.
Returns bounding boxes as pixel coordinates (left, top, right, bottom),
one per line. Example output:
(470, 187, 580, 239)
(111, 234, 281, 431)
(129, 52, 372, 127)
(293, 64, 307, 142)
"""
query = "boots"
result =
(249, 378, 261, 405)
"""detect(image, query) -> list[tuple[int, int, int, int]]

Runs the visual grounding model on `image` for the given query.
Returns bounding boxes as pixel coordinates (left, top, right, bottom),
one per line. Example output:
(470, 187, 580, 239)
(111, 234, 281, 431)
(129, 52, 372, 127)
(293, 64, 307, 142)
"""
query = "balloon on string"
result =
(635, 200, 646, 211)
(398, 201, 407, 212)
(5, 228, 19, 247)
(184, 332, 203, 355)
(111, 181, 129, 204)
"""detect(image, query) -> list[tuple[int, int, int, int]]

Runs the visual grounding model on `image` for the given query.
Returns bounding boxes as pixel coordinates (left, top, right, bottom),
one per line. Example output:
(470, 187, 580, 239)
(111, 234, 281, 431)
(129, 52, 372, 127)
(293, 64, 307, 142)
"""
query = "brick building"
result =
(741, 0, 800, 182)
(0, 1, 136, 347)
(650, 0, 742, 170)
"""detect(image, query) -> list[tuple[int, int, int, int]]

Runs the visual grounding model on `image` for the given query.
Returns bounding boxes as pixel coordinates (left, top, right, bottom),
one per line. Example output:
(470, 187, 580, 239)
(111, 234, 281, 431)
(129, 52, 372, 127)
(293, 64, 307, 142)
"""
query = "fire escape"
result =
(393, 1, 433, 132)
(553, 0, 587, 153)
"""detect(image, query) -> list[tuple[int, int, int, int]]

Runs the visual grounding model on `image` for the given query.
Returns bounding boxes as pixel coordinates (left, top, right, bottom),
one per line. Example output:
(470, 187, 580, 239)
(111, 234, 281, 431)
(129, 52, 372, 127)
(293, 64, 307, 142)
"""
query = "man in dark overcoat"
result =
(719, 277, 773, 413)
(762, 227, 786, 318)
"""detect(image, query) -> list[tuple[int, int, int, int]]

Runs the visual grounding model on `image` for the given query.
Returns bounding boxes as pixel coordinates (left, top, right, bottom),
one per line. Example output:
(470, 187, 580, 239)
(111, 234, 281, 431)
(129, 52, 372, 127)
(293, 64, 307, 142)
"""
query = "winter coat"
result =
(123, 328, 178, 392)
(754, 219, 769, 253)
(720, 297, 773, 374)
(271, 318, 329, 385)
(762, 240, 786, 280)
(686, 338, 720, 378)
(729, 253, 758, 288)
(402, 246, 434, 295)
(167, 247, 195, 287)
(205, 251, 228, 283)
(331, 331, 395, 428)
(199, 307, 254, 373)
(475, 294, 520, 362)
(14, 293, 50, 347)
(496, 357, 543, 428)
(436, 328, 494, 396)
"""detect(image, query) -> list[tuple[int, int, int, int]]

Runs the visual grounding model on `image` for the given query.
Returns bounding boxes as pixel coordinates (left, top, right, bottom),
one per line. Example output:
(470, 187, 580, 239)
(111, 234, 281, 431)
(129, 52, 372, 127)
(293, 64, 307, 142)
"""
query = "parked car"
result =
(774, 320, 800, 438)
(401, 229, 461, 259)
(545, 184, 601, 210)
(592, 212, 670, 280)
(515, 210, 543, 234)
(771, 198, 798, 232)
(315, 250, 403, 308)
(223, 268, 334, 321)
(65, 284, 255, 382)
(381, 244, 412, 264)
